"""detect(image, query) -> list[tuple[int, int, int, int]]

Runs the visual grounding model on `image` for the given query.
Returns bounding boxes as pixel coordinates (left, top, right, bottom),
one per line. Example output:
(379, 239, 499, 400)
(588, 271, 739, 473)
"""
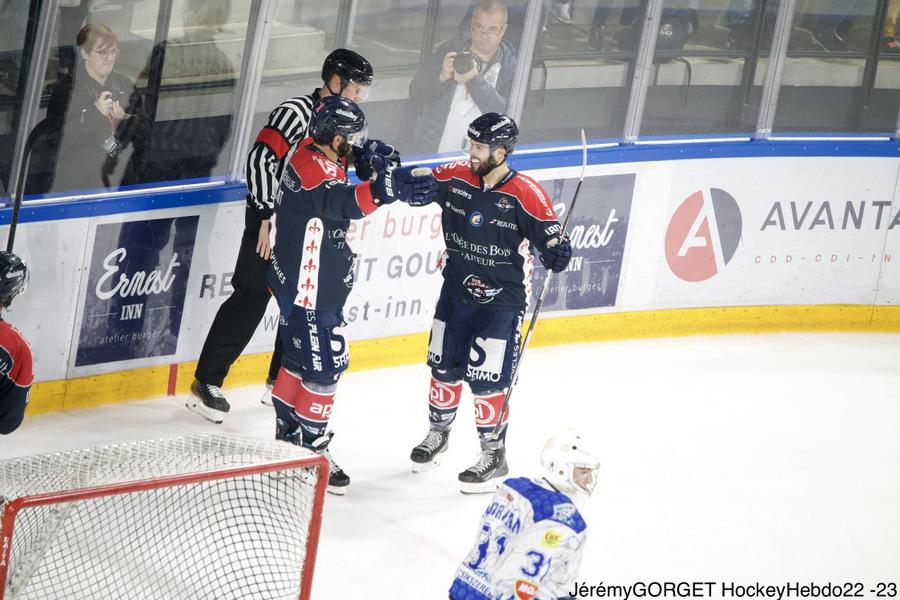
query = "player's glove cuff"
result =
(372, 162, 399, 205)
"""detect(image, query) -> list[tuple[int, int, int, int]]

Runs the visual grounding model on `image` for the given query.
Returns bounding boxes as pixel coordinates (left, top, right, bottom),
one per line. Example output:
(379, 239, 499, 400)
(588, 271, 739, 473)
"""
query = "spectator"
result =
(457, 0, 528, 48)
(46, 23, 139, 192)
(409, 0, 517, 154)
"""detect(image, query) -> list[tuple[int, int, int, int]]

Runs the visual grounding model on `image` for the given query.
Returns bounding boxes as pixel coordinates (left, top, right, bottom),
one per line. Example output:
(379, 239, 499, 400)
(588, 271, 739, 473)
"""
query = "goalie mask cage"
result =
(0, 434, 328, 600)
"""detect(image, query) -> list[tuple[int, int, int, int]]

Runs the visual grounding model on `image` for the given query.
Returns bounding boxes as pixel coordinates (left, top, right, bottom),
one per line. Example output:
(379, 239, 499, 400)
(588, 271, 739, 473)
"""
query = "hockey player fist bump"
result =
(354, 139, 400, 181)
(372, 161, 437, 206)
(539, 236, 573, 272)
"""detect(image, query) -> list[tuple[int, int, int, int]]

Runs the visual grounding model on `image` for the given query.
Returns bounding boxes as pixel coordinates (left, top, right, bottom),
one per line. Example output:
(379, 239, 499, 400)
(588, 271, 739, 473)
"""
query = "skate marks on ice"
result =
(3, 333, 900, 597)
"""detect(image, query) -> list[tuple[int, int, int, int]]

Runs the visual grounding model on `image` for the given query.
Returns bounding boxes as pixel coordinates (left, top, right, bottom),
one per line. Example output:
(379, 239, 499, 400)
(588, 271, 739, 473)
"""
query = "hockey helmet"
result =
(467, 112, 519, 156)
(0, 251, 28, 309)
(322, 48, 374, 89)
(540, 430, 600, 496)
(308, 95, 369, 148)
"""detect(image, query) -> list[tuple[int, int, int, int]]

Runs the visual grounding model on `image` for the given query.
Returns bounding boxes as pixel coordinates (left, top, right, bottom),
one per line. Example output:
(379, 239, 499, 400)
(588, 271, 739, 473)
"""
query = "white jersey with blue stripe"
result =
(450, 477, 587, 600)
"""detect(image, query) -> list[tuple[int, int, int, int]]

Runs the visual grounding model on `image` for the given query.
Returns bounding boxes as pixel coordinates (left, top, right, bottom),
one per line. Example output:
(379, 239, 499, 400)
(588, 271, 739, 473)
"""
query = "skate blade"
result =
(327, 485, 348, 496)
(411, 457, 442, 473)
(459, 479, 501, 495)
(259, 393, 273, 407)
(185, 398, 227, 424)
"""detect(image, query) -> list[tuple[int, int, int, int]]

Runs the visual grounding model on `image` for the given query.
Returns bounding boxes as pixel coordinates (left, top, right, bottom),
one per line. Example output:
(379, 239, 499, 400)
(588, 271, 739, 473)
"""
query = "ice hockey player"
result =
(267, 95, 436, 494)
(407, 112, 573, 493)
(0, 251, 32, 435)
(187, 47, 399, 421)
(449, 431, 600, 600)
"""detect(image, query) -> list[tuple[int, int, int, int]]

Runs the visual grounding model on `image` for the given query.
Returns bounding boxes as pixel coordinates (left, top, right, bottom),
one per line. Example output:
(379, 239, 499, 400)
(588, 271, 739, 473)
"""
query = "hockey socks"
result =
(271, 367, 335, 445)
(474, 390, 509, 444)
(427, 377, 463, 429)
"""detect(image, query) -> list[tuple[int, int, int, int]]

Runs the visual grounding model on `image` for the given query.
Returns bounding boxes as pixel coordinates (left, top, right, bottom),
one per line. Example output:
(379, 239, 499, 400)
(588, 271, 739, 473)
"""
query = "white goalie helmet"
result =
(540, 430, 601, 496)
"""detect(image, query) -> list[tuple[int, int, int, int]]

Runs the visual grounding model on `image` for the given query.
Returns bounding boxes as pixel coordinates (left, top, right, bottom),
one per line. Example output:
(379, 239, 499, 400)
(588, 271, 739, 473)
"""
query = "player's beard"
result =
(331, 139, 353, 159)
(470, 154, 501, 177)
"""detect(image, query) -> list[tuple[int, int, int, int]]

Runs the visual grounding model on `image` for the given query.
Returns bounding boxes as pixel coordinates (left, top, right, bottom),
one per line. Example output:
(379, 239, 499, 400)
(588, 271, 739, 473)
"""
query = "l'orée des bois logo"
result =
(665, 188, 742, 282)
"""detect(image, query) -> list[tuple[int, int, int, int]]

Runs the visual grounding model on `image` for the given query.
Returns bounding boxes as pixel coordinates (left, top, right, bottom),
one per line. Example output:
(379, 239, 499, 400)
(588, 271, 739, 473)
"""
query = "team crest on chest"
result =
(463, 274, 502, 303)
(494, 196, 514, 212)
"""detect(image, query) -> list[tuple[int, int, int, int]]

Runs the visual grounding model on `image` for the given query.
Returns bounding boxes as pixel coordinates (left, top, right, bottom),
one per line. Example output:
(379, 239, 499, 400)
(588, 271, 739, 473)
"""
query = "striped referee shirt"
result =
(245, 88, 321, 219)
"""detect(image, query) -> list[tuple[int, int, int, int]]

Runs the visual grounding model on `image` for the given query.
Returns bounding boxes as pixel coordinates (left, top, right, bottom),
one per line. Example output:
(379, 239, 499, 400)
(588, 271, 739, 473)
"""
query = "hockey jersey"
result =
(268, 139, 379, 312)
(0, 319, 33, 434)
(450, 477, 587, 600)
(432, 161, 562, 310)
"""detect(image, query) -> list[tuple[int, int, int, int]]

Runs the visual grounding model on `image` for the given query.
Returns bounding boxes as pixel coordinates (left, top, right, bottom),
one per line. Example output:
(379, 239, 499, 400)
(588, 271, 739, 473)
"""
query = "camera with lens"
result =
(452, 51, 483, 75)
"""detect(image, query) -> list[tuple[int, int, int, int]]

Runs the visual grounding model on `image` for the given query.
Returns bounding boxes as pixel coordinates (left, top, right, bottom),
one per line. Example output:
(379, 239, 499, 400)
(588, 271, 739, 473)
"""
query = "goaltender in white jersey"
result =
(449, 431, 601, 600)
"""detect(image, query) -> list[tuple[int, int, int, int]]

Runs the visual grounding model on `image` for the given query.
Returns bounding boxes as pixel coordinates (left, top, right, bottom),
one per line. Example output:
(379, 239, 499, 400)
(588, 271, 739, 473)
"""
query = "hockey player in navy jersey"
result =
(266, 95, 436, 494)
(408, 112, 573, 493)
(0, 251, 32, 435)
(450, 431, 600, 600)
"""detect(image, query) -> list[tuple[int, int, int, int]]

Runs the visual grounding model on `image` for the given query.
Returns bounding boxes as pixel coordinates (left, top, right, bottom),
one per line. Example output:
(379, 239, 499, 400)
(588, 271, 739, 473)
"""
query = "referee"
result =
(188, 49, 380, 423)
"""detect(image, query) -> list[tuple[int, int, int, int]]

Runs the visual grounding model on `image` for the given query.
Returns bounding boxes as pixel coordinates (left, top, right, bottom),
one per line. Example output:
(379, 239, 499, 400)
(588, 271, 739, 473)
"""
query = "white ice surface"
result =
(3, 333, 899, 598)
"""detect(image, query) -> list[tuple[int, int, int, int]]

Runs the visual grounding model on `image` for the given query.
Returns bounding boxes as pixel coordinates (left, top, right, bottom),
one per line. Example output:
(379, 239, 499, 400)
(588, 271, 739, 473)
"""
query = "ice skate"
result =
(458, 444, 508, 494)
(186, 379, 230, 424)
(410, 427, 450, 473)
(275, 417, 300, 443)
(260, 376, 275, 407)
(309, 431, 350, 495)
(276, 425, 349, 494)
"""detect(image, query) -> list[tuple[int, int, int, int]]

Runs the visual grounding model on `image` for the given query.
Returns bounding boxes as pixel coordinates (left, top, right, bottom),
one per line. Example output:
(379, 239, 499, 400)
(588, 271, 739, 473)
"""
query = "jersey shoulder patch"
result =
(502, 173, 557, 222)
(288, 143, 346, 190)
(433, 160, 478, 185)
(504, 477, 586, 534)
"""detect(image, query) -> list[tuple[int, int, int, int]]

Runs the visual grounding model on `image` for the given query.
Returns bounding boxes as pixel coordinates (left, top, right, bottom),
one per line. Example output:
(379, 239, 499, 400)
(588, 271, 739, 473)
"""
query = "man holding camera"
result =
(409, 0, 517, 155)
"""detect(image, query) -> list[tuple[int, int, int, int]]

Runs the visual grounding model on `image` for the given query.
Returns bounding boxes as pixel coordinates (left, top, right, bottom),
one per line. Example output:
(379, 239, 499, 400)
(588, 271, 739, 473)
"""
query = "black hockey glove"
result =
(372, 163, 437, 206)
(539, 236, 572, 273)
(354, 139, 400, 181)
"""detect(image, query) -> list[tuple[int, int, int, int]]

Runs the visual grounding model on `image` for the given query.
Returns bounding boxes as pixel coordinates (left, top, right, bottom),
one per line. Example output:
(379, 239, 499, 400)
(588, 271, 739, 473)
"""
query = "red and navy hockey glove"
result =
(539, 236, 572, 272)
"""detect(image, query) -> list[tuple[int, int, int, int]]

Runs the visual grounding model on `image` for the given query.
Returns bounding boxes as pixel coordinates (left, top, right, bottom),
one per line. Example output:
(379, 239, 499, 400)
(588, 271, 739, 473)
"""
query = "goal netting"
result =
(0, 434, 328, 600)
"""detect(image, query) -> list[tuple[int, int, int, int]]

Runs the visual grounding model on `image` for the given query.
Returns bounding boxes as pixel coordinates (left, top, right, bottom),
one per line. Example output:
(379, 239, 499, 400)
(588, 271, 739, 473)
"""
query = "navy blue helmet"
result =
(308, 95, 368, 147)
(467, 112, 519, 155)
(322, 48, 374, 87)
(0, 251, 28, 308)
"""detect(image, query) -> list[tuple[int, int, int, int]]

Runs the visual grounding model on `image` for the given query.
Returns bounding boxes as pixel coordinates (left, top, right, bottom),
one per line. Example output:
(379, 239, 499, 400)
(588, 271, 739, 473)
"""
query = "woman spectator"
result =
(48, 23, 137, 192)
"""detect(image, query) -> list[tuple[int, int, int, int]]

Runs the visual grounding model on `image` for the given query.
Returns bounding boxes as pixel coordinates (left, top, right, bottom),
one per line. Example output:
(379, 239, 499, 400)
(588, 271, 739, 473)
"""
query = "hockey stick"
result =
(490, 129, 588, 442)
(6, 122, 47, 253)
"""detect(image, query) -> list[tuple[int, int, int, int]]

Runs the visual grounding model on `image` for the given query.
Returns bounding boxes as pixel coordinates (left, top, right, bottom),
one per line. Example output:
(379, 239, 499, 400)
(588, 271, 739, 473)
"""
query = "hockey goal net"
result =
(0, 434, 328, 600)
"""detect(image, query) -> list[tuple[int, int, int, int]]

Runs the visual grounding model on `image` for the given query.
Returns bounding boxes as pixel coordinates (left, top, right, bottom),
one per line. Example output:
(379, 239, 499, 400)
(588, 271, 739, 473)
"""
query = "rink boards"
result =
(4, 138, 900, 413)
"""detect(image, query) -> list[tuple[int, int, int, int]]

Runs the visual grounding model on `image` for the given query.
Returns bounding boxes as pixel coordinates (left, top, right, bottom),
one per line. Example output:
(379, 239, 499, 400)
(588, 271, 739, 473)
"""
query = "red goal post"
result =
(0, 434, 328, 600)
